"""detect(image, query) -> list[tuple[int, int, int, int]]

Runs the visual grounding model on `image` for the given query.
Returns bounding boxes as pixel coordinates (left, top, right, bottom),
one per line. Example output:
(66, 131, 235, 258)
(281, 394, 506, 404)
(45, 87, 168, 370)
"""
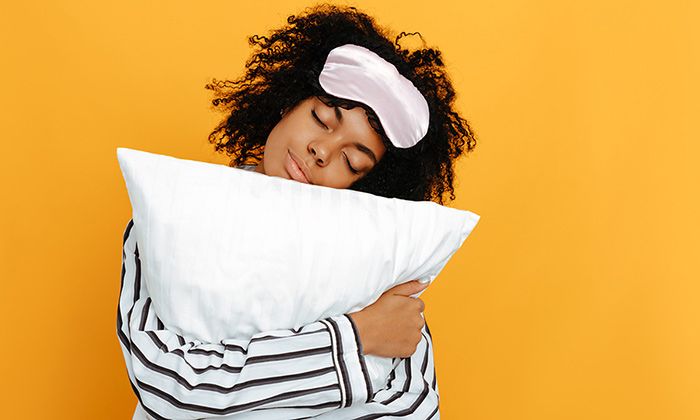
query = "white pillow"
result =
(117, 147, 480, 390)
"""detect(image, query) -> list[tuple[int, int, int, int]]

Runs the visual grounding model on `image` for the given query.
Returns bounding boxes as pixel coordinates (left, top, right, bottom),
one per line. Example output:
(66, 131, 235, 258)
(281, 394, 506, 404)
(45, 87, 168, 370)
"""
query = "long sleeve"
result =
(309, 324, 440, 419)
(117, 219, 376, 420)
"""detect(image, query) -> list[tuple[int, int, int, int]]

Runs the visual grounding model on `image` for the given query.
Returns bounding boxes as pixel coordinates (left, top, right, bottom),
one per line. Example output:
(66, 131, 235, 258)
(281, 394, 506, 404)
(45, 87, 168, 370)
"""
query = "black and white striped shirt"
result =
(117, 166, 440, 419)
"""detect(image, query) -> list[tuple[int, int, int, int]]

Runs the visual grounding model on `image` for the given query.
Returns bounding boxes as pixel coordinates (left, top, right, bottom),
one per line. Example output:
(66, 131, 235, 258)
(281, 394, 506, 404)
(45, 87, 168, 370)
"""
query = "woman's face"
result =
(255, 96, 386, 189)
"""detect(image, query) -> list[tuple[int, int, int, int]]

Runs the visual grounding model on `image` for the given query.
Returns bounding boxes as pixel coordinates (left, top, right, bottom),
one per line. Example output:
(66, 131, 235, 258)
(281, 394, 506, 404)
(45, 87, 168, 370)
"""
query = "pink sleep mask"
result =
(318, 44, 430, 148)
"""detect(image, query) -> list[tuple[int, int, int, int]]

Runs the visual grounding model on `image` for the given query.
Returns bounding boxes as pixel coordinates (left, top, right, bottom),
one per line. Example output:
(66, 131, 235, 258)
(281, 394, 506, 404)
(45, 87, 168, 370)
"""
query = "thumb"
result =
(390, 280, 430, 297)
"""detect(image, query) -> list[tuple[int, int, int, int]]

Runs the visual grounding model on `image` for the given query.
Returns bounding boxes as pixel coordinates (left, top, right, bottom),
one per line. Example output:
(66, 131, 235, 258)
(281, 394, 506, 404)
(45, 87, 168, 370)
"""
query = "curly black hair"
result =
(205, 3, 477, 205)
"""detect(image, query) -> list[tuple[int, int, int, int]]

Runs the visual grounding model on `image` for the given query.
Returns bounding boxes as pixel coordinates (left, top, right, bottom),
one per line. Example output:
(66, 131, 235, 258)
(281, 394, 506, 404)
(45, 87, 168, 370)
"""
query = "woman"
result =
(119, 4, 476, 419)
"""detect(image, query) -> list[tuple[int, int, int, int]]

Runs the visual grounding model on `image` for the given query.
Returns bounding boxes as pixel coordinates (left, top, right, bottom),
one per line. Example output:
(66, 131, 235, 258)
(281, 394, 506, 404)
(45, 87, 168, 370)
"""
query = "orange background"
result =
(1, 1, 699, 419)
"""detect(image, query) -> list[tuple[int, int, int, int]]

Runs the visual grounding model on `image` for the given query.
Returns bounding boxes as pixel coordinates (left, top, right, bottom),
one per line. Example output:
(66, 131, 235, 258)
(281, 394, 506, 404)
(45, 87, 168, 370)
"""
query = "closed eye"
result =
(343, 153, 359, 174)
(313, 108, 359, 175)
(311, 110, 328, 130)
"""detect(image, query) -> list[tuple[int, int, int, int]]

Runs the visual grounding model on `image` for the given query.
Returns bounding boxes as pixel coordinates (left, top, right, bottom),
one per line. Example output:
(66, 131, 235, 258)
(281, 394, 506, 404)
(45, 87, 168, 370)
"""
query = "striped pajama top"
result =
(117, 164, 440, 419)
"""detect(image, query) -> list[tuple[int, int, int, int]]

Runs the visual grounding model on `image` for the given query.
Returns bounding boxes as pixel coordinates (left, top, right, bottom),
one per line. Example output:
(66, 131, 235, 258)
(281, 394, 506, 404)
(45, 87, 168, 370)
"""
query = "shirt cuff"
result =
(321, 314, 374, 407)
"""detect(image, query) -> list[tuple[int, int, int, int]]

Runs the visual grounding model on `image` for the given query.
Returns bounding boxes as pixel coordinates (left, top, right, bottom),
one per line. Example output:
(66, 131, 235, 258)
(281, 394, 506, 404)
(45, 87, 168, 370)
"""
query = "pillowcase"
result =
(117, 147, 480, 389)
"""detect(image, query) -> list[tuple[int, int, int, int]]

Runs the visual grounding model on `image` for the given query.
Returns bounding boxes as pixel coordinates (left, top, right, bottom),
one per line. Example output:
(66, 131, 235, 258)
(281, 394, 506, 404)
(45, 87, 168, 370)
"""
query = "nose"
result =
(308, 137, 333, 167)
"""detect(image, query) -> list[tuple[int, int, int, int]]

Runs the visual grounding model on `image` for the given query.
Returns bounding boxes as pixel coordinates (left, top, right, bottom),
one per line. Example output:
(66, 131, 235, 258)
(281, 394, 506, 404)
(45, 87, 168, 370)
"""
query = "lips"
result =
(286, 151, 311, 184)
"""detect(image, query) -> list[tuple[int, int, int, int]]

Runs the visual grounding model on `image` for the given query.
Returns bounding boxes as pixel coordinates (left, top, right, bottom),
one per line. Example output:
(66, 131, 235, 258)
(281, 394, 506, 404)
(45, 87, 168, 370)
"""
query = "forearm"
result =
(311, 323, 440, 419)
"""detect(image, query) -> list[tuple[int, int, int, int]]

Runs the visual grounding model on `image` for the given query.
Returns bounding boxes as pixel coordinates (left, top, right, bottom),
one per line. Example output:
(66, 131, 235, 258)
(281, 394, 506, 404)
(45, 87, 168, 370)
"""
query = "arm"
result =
(116, 219, 374, 419)
(310, 320, 440, 419)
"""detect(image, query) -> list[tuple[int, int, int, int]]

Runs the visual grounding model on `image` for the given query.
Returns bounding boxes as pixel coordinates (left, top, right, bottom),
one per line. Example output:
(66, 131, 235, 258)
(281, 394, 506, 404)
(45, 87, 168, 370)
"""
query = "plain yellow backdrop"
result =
(1, 0, 698, 419)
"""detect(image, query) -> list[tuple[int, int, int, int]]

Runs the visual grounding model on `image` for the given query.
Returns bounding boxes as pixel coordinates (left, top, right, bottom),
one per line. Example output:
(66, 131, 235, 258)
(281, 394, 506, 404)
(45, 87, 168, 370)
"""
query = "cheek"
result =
(266, 120, 299, 152)
(264, 122, 286, 149)
(261, 128, 287, 175)
(262, 119, 308, 176)
(268, 118, 307, 150)
(315, 164, 356, 189)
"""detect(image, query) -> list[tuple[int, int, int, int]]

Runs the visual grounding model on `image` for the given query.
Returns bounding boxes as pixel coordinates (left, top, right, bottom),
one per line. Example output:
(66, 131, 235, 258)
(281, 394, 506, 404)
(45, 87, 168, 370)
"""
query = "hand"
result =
(348, 280, 429, 358)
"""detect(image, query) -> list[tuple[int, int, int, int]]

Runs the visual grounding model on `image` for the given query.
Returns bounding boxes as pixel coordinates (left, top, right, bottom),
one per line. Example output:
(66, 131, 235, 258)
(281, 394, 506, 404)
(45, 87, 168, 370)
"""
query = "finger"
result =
(391, 280, 430, 297)
(415, 298, 425, 312)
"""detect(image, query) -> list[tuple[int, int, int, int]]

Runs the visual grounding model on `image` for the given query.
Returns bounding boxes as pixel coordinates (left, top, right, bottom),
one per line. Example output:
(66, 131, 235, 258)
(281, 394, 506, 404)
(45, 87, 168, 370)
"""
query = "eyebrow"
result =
(354, 141, 378, 165)
(331, 104, 378, 165)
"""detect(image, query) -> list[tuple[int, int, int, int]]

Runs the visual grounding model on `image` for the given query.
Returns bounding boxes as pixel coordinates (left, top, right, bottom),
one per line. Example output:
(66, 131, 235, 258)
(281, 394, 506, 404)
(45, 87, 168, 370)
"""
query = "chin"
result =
(273, 163, 292, 181)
